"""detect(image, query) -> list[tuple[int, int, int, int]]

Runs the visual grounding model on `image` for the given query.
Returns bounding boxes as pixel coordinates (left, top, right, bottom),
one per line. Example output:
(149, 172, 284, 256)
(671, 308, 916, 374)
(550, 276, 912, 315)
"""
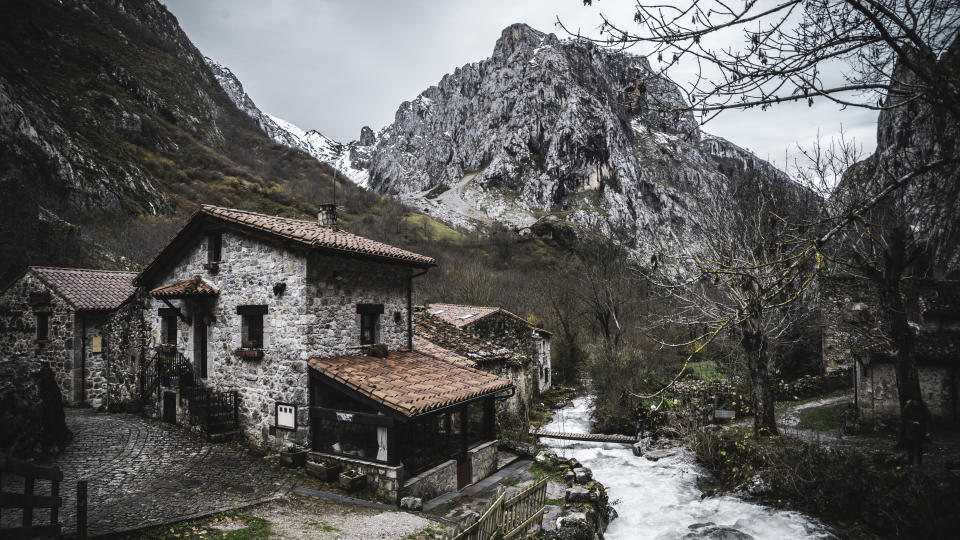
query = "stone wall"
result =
(0, 356, 72, 457)
(0, 273, 77, 404)
(858, 360, 959, 425)
(309, 451, 403, 504)
(145, 229, 412, 449)
(104, 297, 149, 409)
(469, 440, 498, 483)
(465, 312, 536, 358)
(402, 459, 457, 501)
(534, 334, 552, 393)
(483, 360, 533, 437)
(821, 276, 881, 373)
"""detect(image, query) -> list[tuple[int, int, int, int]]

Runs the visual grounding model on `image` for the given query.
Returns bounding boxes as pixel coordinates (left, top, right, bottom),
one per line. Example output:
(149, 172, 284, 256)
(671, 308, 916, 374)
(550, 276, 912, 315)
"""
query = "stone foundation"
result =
(469, 440, 498, 483)
(402, 459, 457, 501)
(308, 451, 402, 504)
(858, 360, 960, 426)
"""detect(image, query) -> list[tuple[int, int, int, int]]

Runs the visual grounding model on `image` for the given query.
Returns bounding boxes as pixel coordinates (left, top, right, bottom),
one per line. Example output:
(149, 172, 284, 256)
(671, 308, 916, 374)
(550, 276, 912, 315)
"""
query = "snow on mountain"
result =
(205, 57, 371, 188)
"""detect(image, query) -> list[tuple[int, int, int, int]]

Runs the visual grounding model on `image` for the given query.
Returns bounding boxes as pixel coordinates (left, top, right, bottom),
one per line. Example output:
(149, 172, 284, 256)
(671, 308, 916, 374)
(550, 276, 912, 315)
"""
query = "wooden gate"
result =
(0, 454, 63, 539)
(446, 476, 548, 540)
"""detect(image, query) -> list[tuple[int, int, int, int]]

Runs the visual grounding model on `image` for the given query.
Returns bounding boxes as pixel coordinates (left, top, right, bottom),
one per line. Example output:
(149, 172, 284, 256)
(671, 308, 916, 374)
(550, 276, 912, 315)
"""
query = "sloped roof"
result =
(150, 276, 219, 298)
(426, 303, 508, 328)
(308, 350, 512, 418)
(412, 336, 476, 368)
(201, 206, 435, 266)
(136, 205, 434, 286)
(29, 267, 137, 311)
(414, 309, 515, 364)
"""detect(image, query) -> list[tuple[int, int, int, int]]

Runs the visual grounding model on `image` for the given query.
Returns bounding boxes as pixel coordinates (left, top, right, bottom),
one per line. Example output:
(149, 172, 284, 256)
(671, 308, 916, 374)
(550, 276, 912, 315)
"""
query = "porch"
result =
(307, 349, 513, 503)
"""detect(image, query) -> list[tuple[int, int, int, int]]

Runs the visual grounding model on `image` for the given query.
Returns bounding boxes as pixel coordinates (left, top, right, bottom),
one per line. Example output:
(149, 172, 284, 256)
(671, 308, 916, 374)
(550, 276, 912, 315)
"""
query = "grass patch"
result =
(688, 361, 727, 382)
(546, 497, 565, 506)
(796, 403, 848, 431)
(131, 510, 271, 539)
(306, 520, 341, 533)
(403, 214, 469, 243)
(503, 475, 523, 487)
(528, 460, 568, 481)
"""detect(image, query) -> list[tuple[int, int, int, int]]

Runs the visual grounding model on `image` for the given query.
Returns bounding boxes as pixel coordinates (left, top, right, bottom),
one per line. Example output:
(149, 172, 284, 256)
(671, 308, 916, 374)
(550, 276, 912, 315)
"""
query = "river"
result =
(541, 396, 834, 539)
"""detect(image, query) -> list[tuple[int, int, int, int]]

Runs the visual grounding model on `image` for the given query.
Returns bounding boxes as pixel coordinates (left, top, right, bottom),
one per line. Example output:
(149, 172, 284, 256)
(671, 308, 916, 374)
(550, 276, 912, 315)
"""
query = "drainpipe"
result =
(80, 313, 87, 405)
(104, 329, 110, 411)
(407, 268, 429, 350)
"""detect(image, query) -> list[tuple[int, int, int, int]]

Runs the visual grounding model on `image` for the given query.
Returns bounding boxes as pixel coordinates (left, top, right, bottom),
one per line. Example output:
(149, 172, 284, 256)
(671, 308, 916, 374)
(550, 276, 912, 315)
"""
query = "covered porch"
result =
(307, 349, 513, 503)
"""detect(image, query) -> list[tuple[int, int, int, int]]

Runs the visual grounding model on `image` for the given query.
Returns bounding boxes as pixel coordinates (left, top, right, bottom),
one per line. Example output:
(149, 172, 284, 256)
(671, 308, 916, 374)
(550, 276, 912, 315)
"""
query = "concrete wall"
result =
(145, 229, 412, 448)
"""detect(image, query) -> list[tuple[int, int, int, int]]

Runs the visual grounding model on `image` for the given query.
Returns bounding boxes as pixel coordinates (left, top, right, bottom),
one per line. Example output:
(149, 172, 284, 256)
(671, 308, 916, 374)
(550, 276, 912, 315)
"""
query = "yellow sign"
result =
(91, 336, 102, 353)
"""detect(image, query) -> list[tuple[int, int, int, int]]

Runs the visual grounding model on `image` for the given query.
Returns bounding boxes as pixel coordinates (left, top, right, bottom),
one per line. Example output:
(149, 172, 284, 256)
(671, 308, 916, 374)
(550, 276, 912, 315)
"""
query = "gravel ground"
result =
(243, 493, 448, 539)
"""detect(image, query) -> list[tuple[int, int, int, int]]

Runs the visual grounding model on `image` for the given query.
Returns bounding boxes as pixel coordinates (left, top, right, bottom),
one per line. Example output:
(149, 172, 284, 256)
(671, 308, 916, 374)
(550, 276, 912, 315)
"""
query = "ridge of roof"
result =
(28, 266, 137, 310)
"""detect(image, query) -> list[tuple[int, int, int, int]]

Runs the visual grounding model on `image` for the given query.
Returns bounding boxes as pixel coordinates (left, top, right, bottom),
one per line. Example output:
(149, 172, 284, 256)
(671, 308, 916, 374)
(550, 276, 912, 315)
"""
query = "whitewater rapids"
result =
(541, 397, 834, 539)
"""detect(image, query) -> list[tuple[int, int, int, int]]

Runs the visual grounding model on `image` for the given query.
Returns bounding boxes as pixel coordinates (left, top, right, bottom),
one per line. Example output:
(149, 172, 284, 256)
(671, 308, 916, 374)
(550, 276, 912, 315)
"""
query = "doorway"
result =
(163, 391, 177, 424)
(194, 315, 208, 378)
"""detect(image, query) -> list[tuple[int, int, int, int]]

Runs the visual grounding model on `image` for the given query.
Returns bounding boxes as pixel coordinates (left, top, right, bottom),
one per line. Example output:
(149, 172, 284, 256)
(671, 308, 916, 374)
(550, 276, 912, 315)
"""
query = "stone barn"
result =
(0, 267, 143, 408)
(822, 275, 960, 426)
(131, 204, 513, 501)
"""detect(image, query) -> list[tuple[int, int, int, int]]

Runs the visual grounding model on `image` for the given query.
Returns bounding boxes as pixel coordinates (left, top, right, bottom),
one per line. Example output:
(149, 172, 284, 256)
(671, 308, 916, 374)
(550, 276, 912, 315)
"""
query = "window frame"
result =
(356, 304, 384, 346)
(207, 232, 223, 263)
(237, 304, 268, 349)
(35, 312, 50, 342)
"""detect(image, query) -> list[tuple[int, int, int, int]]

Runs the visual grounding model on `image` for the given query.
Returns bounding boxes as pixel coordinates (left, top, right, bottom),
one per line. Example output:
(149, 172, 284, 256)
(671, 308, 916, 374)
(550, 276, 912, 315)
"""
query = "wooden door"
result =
(457, 454, 472, 489)
(163, 391, 177, 424)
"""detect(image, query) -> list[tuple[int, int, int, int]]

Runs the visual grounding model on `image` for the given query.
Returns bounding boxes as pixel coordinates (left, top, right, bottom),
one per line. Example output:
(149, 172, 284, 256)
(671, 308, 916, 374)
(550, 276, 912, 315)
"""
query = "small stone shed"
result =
(425, 302, 552, 393)
(307, 348, 511, 503)
(0, 267, 142, 407)
(823, 275, 960, 425)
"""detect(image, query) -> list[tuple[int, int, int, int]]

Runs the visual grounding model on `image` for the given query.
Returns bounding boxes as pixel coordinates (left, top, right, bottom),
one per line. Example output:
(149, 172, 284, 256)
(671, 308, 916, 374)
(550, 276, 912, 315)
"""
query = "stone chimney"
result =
(318, 204, 338, 229)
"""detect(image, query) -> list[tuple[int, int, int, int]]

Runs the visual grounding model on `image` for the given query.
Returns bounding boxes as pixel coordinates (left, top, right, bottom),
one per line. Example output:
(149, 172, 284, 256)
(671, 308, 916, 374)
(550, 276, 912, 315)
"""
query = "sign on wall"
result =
(91, 336, 102, 353)
(336, 412, 354, 423)
(276, 403, 297, 430)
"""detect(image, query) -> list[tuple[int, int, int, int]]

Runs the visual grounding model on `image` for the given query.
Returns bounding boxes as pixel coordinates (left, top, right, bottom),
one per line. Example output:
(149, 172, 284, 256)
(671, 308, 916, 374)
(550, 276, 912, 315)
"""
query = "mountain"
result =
(358, 24, 788, 245)
(204, 58, 373, 188)
(0, 0, 364, 282)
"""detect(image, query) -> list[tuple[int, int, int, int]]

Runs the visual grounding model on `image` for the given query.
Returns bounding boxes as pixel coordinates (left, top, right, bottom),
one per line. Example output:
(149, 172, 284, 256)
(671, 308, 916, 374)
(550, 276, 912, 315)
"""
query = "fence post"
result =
(77, 480, 87, 540)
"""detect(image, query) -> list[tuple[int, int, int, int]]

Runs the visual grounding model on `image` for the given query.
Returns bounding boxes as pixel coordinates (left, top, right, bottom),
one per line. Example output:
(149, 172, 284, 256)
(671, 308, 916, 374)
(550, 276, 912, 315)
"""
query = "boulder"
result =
(565, 486, 591, 503)
(573, 467, 593, 484)
(400, 496, 423, 511)
(0, 357, 71, 457)
(631, 442, 643, 457)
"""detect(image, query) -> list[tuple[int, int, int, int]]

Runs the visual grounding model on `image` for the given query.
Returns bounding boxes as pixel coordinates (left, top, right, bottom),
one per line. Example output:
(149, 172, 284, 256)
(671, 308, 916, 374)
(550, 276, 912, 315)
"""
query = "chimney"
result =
(318, 204, 338, 229)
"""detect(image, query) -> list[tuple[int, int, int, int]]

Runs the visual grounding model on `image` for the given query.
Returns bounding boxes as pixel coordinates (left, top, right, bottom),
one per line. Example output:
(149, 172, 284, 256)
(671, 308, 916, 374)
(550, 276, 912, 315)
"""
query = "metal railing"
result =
(141, 348, 239, 436)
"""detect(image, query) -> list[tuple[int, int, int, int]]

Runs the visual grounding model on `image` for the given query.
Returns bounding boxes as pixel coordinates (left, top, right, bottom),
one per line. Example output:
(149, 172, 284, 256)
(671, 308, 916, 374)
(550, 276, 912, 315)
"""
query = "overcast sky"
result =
(163, 0, 879, 169)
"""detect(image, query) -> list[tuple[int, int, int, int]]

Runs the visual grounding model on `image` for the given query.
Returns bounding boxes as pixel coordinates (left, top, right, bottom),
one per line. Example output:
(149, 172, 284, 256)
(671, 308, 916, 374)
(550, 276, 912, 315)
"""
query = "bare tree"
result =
(570, 0, 960, 123)
(645, 167, 817, 434)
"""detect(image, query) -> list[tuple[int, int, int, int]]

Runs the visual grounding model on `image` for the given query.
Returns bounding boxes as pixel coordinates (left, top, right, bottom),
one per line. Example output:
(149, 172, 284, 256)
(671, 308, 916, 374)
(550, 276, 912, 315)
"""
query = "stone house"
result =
(132, 204, 513, 503)
(822, 275, 960, 426)
(0, 267, 142, 408)
(425, 303, 552, 393)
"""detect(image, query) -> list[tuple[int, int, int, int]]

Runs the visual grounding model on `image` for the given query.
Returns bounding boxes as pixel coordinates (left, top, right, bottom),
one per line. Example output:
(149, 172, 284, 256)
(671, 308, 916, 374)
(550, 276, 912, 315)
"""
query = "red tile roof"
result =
(202, 205, 435, 266)
(425, 303, 502, 328)
(412, 336, 476, 368)
(29, 267, 137, 311)
(150, 276, 219, 298)
(308, 350, 512, 418)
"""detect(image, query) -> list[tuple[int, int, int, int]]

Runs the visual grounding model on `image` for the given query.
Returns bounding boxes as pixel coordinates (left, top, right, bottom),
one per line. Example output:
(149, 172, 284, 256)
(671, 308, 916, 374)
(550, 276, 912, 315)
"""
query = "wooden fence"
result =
(447, 476, 548, 540)
(0, 454, 62, 540)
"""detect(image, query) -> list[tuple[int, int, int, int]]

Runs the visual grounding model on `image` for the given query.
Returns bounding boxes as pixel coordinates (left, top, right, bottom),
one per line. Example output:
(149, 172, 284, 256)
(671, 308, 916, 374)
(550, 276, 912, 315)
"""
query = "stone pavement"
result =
(1, 408, 291, 537)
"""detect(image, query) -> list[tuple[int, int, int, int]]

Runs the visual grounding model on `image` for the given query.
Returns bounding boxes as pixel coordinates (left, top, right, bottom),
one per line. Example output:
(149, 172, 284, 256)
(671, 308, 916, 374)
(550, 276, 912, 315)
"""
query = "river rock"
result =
(632, 442, 643, 457)
(400, 496, 423, 511)
(645, 449, 677, 462)
(683, 524, 754, 540)
(573, 467, 593, 484)
(565, 486, 591, 503)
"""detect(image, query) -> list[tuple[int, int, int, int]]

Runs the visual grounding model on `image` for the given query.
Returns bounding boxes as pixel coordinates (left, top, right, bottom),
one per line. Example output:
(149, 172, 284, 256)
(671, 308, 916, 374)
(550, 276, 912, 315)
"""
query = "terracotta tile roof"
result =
(201, 205, 435, 266)
(150, 276, 219, 298)
(412, 336, 476, 368)
(425, 303, 503, 328)
(308, 349, 512, 418)
(29, 267, 137, 311)
(414, 309, 515, 364)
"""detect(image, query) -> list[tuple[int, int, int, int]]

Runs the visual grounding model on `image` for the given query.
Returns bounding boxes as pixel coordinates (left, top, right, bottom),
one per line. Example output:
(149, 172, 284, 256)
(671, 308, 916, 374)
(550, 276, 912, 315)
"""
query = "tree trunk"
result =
(877, 279, 922, 445)
(741, 327, 779, 436)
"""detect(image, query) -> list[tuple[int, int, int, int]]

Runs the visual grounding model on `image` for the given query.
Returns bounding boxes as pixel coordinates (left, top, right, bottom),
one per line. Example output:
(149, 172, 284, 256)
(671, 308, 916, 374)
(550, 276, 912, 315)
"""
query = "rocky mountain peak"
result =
(359, 126, 377, 146)
(492, 23, 549, 59)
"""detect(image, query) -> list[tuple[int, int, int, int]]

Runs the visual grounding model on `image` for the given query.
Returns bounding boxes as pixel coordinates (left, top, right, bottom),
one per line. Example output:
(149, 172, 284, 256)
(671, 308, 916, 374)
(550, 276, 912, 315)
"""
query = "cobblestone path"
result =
(2, 409, 290, 537)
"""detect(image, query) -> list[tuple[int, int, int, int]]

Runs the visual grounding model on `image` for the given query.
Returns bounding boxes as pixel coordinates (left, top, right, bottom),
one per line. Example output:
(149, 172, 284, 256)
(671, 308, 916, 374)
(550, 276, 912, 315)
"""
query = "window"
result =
(207, 232, 222, 263)
(237, 305, 268, 348)
(35, 312, 50, 341)
(356, 304, 383, 345)
(161, 315, 177, 345)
